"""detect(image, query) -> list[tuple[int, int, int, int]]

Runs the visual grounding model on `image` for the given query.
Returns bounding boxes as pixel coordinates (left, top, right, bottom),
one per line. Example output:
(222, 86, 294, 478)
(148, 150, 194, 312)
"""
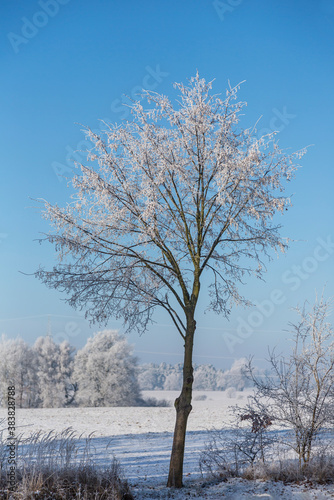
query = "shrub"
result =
(200, 404, 274, 480)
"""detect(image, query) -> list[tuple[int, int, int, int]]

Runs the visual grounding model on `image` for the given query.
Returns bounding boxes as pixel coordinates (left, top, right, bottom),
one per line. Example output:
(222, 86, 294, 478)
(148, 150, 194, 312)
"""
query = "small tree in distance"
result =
(35, 73, 304, 487)
(246, 294, 334, 472)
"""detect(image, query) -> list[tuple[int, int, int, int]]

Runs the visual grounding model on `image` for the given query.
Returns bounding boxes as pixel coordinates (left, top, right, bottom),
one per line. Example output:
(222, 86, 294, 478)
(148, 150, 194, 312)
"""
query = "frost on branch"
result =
(246, 293, 334, 470)
(36, 73, 305, 334)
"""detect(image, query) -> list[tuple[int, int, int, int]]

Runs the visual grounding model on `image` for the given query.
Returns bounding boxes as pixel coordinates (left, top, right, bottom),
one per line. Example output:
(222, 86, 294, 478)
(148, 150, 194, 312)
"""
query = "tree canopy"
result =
(36, 74, 304, 338)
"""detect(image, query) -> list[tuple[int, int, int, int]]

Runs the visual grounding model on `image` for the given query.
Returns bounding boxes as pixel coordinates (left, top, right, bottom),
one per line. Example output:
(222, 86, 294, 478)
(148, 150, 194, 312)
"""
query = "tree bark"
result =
(167, 316, 196, 488)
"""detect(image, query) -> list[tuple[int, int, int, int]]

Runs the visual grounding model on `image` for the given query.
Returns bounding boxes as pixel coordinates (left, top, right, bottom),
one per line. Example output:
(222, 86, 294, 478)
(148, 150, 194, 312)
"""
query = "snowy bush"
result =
(200, 403, 274, 479)
(138, 396, 170, 407)
(194, 394, 207, 401)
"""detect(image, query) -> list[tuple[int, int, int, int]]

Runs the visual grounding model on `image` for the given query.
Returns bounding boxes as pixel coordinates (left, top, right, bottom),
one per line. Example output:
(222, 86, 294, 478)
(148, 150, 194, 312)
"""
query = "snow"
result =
(2, 389, 334, 499)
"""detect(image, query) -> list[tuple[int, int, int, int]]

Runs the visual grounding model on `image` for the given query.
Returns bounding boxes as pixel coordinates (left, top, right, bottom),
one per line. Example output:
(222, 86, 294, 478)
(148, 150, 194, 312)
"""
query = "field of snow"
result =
(2, 390, 334, 499)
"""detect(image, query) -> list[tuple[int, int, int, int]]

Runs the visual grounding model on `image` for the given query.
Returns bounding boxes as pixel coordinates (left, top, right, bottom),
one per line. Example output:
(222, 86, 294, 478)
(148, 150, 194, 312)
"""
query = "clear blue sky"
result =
(1, 0, 333, 369)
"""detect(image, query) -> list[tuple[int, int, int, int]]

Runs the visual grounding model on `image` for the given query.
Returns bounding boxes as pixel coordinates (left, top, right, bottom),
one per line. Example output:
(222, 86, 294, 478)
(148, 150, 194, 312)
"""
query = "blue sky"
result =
(1, 0, 334, 369)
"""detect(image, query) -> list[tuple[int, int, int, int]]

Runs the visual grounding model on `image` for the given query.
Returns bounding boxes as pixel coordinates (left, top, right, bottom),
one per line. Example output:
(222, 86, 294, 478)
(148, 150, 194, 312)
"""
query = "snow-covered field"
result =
(2, 390, 334, 499)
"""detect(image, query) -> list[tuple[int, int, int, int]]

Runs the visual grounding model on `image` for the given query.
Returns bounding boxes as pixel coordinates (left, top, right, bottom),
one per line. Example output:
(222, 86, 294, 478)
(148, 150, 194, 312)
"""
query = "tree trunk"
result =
(167, 317, 196, 488)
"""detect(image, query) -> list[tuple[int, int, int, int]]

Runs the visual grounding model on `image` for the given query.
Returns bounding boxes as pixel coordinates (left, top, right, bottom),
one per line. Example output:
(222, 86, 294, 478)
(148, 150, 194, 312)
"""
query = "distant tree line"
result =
(0, 330, 254, 408)
(138, 358, 254, 391)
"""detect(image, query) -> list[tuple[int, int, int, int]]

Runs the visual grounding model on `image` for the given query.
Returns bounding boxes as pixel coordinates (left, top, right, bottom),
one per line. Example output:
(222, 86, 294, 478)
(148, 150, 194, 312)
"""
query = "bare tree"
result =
(35, 73, 304, 487)
(246, 294, 334, 471)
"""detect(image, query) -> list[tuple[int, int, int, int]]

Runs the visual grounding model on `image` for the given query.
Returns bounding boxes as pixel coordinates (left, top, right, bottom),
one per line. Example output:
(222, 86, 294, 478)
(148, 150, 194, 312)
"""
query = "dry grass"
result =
(0, 427, 133, 499)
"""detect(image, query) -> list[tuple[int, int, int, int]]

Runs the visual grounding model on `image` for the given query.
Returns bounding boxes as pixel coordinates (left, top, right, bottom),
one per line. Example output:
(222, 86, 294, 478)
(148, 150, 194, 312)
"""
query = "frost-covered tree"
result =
(138, 362, 176, 390)
(217, 358, 253, 391)
(193, 364, 218, 390)
(0, 335, 38, 408)
(246, 294, 334, 471)
(59, 340, 77, 405)
(138, 360, 254, 391)
(34, 335, 74, 407)
(138, 363, 161, 390)
(164, 370, 183, 391)
(72, 330, 141, 407)
(35, 74, 304, 487)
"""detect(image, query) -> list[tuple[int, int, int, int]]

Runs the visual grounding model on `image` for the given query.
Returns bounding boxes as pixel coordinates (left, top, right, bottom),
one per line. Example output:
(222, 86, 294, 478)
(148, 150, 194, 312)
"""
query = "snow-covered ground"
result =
(2, 390, 334, 499)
